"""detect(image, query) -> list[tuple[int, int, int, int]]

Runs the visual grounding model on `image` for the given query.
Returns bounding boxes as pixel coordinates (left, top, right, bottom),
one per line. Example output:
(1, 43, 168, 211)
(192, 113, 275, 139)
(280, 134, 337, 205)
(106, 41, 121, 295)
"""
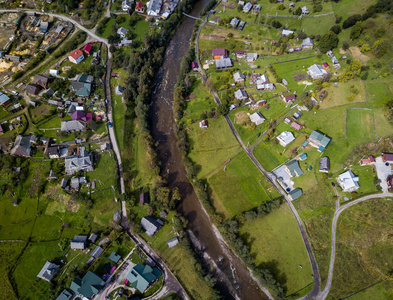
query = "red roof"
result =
(290, 121, 303, 131)
(360, 158, 371, 165)
(284, 95, 296, 102)
(83, 43, 92, 54)
(136, 2, 144, 9)
(322, 62, 329, 67)
(69, 49, 83, 60)
(212, 48, 227, 57)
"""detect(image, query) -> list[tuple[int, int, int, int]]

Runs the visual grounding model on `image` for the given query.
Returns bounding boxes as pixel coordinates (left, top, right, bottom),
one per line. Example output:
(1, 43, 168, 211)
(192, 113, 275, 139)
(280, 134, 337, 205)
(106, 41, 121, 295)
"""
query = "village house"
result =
(233, 71, 245, 83)
(65, 146, 93, 174)
(10, 135, 37, 157)
(55, 290, 72, 300)
(70, 235, 88, 250)
(199, 120, 208, 129)
(322, 62, 330, 70)
(285, 160, 304, 177)
(238, 21, 246, 30)
(290, 121, 303, 131)
(212, 48, 227, 59)
(33, 74, 52, 89)
(26, 84, 40, 95)
(243, 2, 252, 12)
(301, 6, 309, 14)
(288, 188, 303, 200)
(115, 85, 125, 96)
(122, 0, 133, 10)
(307, 130, 331, 151)
(382, 153, 393, 163)
(281, 94, 296, 103)
(37, 261, 60, 282)
(319, 157, 330, 173)
(72, 111, 93, 123)
(257, 83, 275, 91)
(61, 120, 85, 132)
(293, 111, 302, 120)
(337, 170, 359, 192)
(70, 74, 93, 97)
(277, 131, 295, 147)
(117, 27, 129, 38)
(68, 49, 84, 64)
(140, 192, 149, 205)
(249, 112, 265, 125)
(281, 29, 294, 37)
(70, 271, 104, 299)
(301, 38, 313, 49)
(234, 89, 248, 101)
(147, 0, 162, 16)
(141, 216, 164, 237)
(167, 237, 179, 248)
(230, 18, 239, 27)
(307, 64, 328, 79)
(125, 263, 162, 293)
(253, 4, 261, 13)
(360, 155, 376, 165)
(0, 92, 11, 106)
(135, 1, 145, 12)
(215, 57, 232, 69)
(83, 43, 93, 56)
(246, 53, 258, 62)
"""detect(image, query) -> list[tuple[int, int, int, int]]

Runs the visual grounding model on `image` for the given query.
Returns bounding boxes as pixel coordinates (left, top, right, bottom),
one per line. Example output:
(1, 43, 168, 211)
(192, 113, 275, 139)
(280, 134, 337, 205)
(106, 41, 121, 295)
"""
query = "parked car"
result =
(11, 91, 18, 96)
(331, 182, 335, 187)
(108, 122, 112, 128)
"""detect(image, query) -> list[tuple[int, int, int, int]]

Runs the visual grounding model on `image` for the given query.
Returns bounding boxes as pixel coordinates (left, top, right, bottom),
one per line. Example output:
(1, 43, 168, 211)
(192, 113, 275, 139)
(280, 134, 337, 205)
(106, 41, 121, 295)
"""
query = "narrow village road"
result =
(317, 192, 392, 300)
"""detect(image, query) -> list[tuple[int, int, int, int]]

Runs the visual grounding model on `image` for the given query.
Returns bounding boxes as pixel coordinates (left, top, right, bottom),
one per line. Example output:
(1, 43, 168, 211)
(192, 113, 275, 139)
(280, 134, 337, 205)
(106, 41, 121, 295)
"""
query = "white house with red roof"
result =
(68, 49, 85, 64)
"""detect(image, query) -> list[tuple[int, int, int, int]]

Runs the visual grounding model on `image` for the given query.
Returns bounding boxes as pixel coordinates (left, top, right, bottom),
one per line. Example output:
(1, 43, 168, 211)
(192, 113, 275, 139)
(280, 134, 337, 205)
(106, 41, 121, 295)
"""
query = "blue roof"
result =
(302, 140, 309, 147)
(300, 153, 307, 159)
(109, 252, 121, 263)
(318, 146, 325, 151)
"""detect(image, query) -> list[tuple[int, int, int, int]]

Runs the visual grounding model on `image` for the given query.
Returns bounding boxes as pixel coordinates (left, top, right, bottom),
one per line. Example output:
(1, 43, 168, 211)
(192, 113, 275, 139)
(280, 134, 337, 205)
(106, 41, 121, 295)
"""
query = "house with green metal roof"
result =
(126, 263, 162, 293)
(285, 160, 304, 177)
(70, 271, 104, 299)
(55, 289, 73, 300)
(109, 252, 122, 263)
(288, 188, 303, 200)
(308, 130, 331, 152)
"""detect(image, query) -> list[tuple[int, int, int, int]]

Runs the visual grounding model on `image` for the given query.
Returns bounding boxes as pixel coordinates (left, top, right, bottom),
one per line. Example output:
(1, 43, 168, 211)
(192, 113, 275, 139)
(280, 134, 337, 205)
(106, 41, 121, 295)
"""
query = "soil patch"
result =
(210, 15, 221, 22)
(293, 73, 307, 82)
(222, 2, 235, 9)
(339, 48, 346, 55)
(235, 111, 249, 125)
(201, 34, 225, 41)
(349, 46, 370, 63)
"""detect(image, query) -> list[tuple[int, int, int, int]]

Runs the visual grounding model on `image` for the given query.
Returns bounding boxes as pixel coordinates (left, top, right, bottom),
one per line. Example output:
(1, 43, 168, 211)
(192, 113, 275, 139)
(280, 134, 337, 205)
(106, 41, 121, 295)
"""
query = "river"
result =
(150, 1, 268, 299)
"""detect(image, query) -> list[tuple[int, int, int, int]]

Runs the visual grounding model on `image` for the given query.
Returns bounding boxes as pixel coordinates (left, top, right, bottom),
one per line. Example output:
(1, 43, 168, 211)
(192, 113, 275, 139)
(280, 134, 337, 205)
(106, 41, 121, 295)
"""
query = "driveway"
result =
(374, 156, 392, 192)
(272, 165, 295, 193)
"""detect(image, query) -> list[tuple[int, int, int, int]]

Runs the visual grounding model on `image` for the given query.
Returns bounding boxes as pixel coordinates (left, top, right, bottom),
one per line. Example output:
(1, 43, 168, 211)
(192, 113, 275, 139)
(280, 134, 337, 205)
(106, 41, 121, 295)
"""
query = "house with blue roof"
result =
(70, 271, 104, 299)
(126, 263, 162, 293)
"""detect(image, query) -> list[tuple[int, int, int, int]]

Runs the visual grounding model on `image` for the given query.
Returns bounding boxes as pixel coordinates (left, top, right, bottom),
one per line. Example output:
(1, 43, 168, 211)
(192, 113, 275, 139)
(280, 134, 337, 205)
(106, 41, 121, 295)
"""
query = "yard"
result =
(239, 205, 314, 297)
(207, 151, 277, 217)
(188, 117, 241, 178)
(318, 80, 366, 109)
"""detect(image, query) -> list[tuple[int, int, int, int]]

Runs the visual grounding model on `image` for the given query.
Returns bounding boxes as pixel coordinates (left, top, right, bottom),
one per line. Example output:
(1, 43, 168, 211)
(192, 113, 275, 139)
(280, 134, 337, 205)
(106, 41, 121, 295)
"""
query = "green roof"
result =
(109, 252, 121, 263)
(309, 130, 331, 148)
(126, 263, 162, 293)
(289, 188, 303, 200)
(75, 83, 91, 97)
(56, 289, 72, 300)
(286, 160, 304, 177)
(70, 271, 104, 298)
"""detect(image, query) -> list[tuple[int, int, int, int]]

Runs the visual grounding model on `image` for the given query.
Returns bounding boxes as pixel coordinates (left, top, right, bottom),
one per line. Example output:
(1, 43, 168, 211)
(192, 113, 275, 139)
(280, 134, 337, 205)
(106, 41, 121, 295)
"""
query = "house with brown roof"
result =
(10, 135, 37, 157)
(33, 74, 52, 89)
(382, 153, 393, 163)
(360, 155, 376, 165)
(212, 48, 227, 59)
(290, 121, 303, 131)
(26, 84, 40, 95)
(281, 94, 296, 103)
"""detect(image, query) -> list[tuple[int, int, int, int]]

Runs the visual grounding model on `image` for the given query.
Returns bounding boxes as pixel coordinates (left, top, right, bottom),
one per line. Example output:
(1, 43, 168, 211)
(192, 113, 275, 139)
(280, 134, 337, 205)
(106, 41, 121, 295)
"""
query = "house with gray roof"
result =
(277, 131, 295, 147)
(147, 0, 162, 16)
(246, 53, 258, 62)
(307, 64, 328, 79)
(115, 85, 125, 96)
(70, 235, 88, 250)
(243, 2, 252, 12)
(319, 157, 330, 173)
(301, 38, 313, 49)
(167, 237, 179, 248)
(117, 27, 129, 38)
(37, 261, 60, 282)
(141, 216, 163, 237)
(285, 160, 304, 177)
(10, 135, 37, 157)
(109, 252, 122, 263)
(65, 146, 93, 174)
(302, 6, 309, 14)
(249, 112, 265, 125)
(61, 120, 85, 132)
(233, 71, 245, 83)
(0, 92, 11, 106)
(91, 246, 104, 259)
(215, 57, 232, 69)
(230, 18, 239, 27)
(234, 89, 248, 101)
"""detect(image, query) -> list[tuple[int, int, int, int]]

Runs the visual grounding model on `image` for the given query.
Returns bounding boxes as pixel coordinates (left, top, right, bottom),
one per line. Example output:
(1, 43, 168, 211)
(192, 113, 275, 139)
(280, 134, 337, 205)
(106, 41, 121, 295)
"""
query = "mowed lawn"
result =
(365, 79, 393, 109)
(207, 151, 273, 217)
(346, 109, 375, 143)
(302, 14, 336, 37)
(240, 205, 314, 296)
(188, 117, 241, 178)
(374, 109, 393, 138)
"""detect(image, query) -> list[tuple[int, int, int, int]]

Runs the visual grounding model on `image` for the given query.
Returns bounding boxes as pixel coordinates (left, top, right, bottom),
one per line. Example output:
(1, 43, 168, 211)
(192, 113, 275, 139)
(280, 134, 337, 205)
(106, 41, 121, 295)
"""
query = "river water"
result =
(150, 2, 268, 299)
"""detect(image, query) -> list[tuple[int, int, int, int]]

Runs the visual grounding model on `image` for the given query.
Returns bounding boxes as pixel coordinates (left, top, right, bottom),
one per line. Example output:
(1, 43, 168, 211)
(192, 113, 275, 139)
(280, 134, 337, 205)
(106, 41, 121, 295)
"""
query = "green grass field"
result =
(302, 14, 336, 37)
(188, 117, 241, 178)
(365, 79, 393, 109)
(319, 80, 366, 109)
(239, 205, 314, 296)
(346, 109, 375, 143)
(332, 0, 377, 23)
(207, 151, 276, 217)
(329, 199, 393, 299)
(349, 281, 393, 300)
(374, 109, 393, 138)
(253, 140, 287, 171)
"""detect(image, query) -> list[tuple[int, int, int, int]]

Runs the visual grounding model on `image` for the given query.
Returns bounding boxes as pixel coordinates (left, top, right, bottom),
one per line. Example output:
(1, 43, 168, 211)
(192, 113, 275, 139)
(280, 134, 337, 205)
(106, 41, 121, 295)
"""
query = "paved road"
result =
(318, 192, 392, 300)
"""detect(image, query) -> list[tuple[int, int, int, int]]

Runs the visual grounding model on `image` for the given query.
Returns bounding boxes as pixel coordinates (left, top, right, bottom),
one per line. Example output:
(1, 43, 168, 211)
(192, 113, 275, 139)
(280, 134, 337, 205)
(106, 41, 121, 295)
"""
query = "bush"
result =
(330, 24, 341, 35)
